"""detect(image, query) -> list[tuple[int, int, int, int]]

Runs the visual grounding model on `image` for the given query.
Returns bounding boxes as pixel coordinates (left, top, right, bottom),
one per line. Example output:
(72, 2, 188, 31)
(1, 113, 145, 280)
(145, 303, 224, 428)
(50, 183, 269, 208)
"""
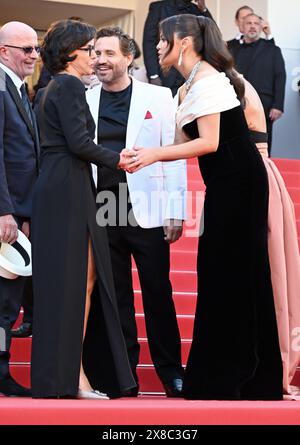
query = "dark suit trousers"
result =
(106, 223, 183, 384)
(0, 218, 27, 378)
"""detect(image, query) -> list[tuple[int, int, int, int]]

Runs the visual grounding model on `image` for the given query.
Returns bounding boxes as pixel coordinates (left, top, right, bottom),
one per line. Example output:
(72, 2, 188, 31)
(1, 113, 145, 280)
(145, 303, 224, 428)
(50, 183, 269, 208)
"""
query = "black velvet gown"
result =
(31, 74, 136, 398)
(177, 74, 283, 400)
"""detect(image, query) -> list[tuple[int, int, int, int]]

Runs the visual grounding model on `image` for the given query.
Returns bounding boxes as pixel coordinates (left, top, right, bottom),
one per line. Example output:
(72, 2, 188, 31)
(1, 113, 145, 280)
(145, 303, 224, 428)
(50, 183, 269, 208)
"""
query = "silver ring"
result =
(133, 155, 137, 162)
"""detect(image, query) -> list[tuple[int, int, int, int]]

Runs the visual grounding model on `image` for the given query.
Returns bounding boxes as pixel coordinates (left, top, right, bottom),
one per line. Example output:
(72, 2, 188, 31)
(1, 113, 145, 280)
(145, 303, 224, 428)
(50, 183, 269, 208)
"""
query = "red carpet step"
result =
(288, 188, 300, 204)
(280, 172, 300, 188)
(136, 313, 194, 339)
(10, 338, 193, 366)
(272, 158, 300, 172)
(9, 363, 300, 394)
(1, 397, 300, 425)
(9, 364, 166, 393)
(8, 157, 300, 407)
(134, 290, 197, 316)
(132, 269, 197, 293)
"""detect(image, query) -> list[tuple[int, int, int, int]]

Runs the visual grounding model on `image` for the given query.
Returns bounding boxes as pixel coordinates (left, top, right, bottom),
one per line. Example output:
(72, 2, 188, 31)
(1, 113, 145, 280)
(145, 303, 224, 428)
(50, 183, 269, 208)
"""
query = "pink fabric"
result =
(242, 76, 300, 397)
(261, 153, 300, 397)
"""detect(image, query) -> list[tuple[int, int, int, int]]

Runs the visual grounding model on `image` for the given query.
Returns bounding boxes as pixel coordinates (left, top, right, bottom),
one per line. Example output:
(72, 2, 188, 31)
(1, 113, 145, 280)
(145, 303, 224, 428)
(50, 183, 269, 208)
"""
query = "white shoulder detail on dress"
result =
(176, 73, 240, 129)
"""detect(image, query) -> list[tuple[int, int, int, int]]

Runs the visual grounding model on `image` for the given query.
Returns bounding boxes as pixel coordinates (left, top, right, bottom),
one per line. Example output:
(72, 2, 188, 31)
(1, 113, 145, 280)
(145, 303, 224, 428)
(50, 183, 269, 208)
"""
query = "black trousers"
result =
(0, 217, 27, 379)
(106, 223, 183, 384)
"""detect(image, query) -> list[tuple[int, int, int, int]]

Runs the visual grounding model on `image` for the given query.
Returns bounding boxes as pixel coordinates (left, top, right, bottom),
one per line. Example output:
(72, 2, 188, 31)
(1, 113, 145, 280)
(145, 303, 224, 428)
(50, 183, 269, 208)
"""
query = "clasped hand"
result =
(118, 147, 159, 173)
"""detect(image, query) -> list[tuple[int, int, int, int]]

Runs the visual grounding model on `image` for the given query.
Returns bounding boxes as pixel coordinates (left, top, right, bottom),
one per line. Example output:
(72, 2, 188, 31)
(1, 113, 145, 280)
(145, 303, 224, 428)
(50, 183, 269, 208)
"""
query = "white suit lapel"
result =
(86, 84, 102, 143)
(126, 78, 150, 149)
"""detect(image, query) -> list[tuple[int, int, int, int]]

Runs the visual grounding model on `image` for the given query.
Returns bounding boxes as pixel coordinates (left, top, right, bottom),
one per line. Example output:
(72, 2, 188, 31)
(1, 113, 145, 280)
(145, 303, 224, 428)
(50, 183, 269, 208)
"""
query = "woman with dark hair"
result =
(31, 19, 136, 399)
(129, 14, 283, 400)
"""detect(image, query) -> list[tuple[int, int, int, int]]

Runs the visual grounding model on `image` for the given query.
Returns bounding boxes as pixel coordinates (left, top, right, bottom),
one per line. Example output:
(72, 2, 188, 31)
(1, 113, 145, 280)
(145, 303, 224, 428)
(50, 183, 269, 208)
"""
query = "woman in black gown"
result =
(129, 15, 283, 400)
(31, 20, 136, 398)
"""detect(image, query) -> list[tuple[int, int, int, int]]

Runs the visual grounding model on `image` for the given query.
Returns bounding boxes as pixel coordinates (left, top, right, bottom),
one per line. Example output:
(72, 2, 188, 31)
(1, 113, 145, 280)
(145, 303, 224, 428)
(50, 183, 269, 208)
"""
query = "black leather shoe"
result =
(11, 322, 32, 338)
(0, 376, 32, 397)
(163, 378, 183, 397)
(121, 385, 140, 397)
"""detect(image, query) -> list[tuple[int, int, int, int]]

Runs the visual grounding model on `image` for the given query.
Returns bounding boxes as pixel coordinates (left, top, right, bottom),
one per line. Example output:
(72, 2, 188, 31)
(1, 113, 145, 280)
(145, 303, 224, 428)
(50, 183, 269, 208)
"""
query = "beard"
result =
(94, 64, 127, 84)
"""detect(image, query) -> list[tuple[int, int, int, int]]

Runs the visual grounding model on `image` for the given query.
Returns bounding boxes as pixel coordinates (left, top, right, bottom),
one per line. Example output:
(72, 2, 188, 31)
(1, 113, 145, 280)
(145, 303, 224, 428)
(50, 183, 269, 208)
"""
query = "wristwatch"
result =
(150, 74, 159, 79)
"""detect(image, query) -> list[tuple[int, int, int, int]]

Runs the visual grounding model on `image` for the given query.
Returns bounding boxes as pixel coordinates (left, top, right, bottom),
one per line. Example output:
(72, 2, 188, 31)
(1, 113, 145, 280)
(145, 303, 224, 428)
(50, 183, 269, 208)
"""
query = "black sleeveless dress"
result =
(177, 74, 283, 400)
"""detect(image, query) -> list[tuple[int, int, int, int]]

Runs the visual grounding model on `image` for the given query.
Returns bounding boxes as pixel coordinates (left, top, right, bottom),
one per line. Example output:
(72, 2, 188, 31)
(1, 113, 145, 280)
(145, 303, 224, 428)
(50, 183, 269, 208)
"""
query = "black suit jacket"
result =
(33, 86, 46, 110)
(231, 39, 286, 112)
(143, 0, 213, 94)
(0, 68, 40, 219)
(227, 38, 243, 53)
(35, 65, 52, 91)
(227, 36, 275, 53)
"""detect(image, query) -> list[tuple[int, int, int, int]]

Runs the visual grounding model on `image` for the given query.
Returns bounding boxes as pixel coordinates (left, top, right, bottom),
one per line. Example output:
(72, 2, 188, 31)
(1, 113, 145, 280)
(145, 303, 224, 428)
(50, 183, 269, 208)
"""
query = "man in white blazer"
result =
(86, 27, 187, 397)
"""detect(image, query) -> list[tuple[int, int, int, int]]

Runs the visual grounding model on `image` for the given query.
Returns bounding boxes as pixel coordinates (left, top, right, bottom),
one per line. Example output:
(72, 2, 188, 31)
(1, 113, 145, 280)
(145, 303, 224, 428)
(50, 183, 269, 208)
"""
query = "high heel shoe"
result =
(77, 389, 109, 400)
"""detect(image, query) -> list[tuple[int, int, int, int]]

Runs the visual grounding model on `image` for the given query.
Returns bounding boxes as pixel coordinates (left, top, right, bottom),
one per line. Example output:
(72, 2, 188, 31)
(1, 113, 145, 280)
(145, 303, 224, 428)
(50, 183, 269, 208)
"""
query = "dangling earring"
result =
(178, 49, 183, 66)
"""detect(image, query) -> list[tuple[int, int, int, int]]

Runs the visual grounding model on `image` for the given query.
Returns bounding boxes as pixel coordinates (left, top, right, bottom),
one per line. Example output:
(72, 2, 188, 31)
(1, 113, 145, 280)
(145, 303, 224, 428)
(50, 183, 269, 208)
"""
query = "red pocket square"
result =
(145, 111, 153, 119)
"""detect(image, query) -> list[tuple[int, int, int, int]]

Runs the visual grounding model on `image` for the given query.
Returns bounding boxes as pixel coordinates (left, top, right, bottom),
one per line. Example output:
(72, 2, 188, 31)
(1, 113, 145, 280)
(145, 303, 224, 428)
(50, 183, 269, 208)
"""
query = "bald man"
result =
(0, 22, 40, 396)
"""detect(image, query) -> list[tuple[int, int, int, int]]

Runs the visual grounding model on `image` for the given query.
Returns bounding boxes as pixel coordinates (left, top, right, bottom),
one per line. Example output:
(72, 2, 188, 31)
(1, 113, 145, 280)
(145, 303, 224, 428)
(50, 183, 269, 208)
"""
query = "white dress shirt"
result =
(0, 62, 24, 97)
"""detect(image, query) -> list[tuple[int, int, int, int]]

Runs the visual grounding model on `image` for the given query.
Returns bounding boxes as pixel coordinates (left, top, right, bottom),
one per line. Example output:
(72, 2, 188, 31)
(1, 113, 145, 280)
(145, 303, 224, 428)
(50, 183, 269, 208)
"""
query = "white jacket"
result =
(86, 77, 187, 228)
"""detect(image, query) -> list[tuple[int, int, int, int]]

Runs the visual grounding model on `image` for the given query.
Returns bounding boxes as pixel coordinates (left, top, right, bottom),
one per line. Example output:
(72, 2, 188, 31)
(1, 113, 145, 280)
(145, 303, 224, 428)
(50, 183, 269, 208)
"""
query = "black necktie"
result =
(20, 83, 33, 125)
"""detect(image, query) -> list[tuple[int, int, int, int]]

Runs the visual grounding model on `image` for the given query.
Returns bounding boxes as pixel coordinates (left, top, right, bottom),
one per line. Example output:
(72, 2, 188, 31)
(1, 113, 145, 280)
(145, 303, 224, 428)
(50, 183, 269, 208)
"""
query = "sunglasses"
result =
(4, 44, 40, 54)
(78, 45, 95, 57)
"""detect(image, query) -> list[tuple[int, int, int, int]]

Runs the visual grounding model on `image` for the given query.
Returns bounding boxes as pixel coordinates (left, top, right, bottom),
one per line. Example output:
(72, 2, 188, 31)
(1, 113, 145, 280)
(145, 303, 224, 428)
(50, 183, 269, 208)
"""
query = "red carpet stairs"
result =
(2, 158, 300, 425)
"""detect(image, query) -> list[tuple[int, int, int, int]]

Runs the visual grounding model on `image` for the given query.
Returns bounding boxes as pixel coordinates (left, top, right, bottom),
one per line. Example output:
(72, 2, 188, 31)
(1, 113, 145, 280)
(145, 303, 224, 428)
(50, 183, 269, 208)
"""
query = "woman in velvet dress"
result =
(129, 15, 283, 400)
(242, 78, 300, 398)
(31, 20, 136, 399)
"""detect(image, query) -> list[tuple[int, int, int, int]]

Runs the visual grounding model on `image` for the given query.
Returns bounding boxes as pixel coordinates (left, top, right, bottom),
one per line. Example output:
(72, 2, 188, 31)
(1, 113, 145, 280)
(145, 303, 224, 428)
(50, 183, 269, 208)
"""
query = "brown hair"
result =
(159, 14, 245, 102)
(243, 13, 262, 22)
(235, 6, 253, 20)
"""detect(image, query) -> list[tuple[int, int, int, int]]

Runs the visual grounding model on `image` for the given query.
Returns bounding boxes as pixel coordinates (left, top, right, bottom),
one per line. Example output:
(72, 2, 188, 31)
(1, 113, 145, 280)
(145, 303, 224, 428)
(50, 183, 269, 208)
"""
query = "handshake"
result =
(118, 148, 138, 173)
(118, 146, 159, 173)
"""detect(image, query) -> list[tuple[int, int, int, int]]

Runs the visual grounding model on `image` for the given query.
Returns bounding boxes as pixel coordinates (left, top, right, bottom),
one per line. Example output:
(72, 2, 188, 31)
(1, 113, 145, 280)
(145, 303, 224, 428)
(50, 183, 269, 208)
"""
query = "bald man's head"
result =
(0, 21, 37, 43)
(0, 21, 39, 80)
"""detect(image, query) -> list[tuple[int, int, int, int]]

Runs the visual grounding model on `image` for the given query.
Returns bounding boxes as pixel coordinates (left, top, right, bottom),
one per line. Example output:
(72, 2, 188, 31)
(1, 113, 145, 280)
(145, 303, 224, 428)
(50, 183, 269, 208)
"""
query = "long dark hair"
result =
(159, 14, 245, 102)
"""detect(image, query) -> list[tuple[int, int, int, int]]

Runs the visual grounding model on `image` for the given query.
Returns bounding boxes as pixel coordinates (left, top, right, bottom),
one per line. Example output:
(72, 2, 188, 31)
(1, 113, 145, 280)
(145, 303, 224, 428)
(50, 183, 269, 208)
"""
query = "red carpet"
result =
(2, 158, 300, 425)
(1, 397, 300, 425)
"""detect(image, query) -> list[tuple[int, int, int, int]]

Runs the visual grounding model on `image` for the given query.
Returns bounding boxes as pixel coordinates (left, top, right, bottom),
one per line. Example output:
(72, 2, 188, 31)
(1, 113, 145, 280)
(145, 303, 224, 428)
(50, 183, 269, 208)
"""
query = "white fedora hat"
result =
(0, 230, 32, 279)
